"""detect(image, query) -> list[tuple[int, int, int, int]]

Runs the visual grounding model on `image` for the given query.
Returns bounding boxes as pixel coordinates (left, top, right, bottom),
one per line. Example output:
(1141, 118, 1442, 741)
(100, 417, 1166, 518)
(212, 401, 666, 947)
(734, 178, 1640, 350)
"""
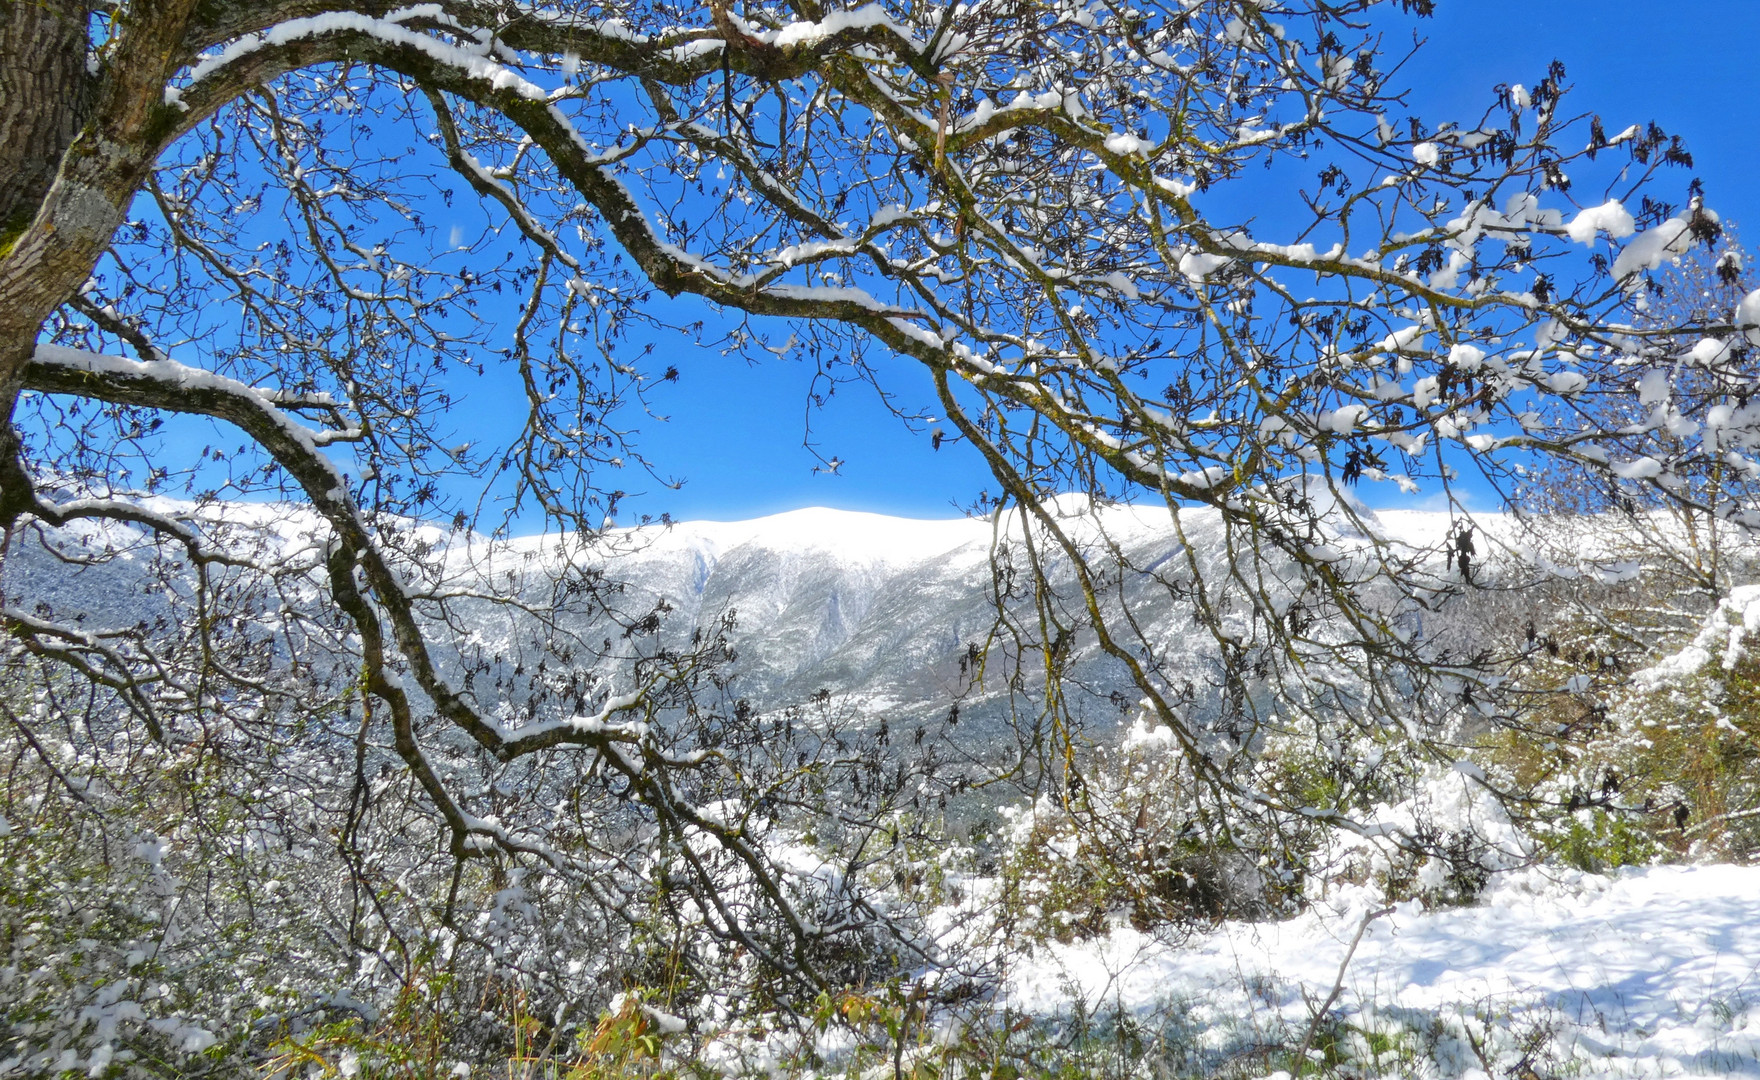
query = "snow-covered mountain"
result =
(547, 508, 1005, 711)
(4, 497, 1500, 736)
(490, 504, 1176, 730)
(479, 501, 1470, 731)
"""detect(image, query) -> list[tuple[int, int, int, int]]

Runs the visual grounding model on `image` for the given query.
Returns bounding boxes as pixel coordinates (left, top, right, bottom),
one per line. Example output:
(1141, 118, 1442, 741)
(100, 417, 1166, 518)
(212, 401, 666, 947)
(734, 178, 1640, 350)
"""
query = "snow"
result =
(1612, 215, 1697, 281)
(1612, 456, 1664, 480)
(1000, 865, 1760, 1080)
(180, 11, 552, 102)
(1635, 584, 1760, 686)
(1177, 465, 1230, 489)
(764, 282, 902, 310)
(1445, 343, 1484, 370)
(1735, 287, 1760, 345)
(1154, 175, 1198, 199)
(608, 506, 988, 569)
(1563, 199, 1636, 245)
(1103, 132, 1154, 157)
(1545, 371, 1588, 395)
(1688, 337, 1733, 367)
(769, 4, 912, 49)
(1637, 367, 1672, 406)
(19, 482, 1760, 1079)
(1319, 404, 1369, 434)
(1179, 250, 1233, 280)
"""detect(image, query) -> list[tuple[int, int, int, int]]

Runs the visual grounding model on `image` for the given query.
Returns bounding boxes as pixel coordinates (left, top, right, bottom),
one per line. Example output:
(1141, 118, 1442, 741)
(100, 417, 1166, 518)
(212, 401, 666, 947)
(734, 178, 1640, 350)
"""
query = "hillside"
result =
(6, 499, 1759, 1079)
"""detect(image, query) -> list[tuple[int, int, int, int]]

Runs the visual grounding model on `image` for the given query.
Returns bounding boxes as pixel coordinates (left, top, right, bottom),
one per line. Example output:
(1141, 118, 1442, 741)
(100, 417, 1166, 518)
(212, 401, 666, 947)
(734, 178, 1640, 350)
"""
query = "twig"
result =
(1685, 804, 1760, 838)
(1292, 904, 1395, 1077)
(934, 71, 955, 169)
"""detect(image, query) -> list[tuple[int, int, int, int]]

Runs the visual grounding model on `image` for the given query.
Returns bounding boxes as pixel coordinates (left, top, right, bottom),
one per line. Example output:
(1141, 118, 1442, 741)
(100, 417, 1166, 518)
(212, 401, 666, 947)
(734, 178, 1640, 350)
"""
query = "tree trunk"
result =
(0, 0, 195, 492)
(0, 0, 196, 365)
(0, 0, 91, 244)
(0, 0, 93, 525)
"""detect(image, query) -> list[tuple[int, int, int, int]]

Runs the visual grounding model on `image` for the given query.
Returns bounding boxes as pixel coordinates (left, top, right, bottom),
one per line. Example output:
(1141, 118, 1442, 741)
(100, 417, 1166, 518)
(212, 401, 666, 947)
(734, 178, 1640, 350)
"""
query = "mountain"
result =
(479, 500, 1476, 737)
(1, 494, 1546, 744)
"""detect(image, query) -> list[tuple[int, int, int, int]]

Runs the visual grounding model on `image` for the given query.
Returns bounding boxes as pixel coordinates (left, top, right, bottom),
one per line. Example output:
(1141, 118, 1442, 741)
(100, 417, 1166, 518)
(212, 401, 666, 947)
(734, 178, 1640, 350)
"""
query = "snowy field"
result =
(1001, 865, 1760, 1079)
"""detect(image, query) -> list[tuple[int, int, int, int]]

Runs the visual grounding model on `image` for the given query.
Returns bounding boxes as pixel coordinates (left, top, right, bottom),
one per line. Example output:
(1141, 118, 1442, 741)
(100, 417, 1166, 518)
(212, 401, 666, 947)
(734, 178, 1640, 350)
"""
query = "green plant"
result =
(1504, 592, 1760, 867)
(266, 964, 467, 1080)
(563, 993, 686, 1080)
(1533, 804, 1661, 874)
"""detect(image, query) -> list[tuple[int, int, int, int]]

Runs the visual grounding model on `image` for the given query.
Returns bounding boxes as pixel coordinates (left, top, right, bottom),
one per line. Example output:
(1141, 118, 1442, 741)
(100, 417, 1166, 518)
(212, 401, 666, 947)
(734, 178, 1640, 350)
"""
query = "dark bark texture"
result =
(0, 0, 89, 243)
(0, 0, 91, 524)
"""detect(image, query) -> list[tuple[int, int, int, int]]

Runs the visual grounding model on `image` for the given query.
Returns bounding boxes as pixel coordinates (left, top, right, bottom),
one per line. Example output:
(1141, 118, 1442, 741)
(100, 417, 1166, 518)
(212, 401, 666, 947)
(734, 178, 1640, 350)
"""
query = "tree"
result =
(1519, 230, 1760, 650)
(3, 0, 1759, 1068)
(1479, 233, 1760, 872)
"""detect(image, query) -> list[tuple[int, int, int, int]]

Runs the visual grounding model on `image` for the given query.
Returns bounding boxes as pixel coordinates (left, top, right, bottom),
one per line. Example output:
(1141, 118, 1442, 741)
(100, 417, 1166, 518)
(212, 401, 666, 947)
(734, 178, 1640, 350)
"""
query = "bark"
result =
(0, 0, 89, 243)
(0, 0, 200, 517)
(0, 0, 198, 352)
(0, 0, 93, 527)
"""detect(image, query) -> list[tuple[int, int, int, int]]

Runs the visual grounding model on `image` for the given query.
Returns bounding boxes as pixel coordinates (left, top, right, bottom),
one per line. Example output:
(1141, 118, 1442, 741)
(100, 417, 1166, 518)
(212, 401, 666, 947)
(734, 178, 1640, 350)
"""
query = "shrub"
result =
(993, 719, 1259, 943)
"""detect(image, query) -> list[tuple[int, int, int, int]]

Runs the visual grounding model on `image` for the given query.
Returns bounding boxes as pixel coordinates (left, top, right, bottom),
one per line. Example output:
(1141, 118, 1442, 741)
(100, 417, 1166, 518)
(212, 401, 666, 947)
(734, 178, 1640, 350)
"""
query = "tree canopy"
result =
(3, 0, 1759, 1070)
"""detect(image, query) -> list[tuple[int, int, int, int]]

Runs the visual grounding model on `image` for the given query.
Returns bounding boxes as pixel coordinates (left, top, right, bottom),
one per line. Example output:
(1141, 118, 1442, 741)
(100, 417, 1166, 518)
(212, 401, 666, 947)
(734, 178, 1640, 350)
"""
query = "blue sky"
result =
(75, 2, 1760, 526)
(597, 1, 1760, 524)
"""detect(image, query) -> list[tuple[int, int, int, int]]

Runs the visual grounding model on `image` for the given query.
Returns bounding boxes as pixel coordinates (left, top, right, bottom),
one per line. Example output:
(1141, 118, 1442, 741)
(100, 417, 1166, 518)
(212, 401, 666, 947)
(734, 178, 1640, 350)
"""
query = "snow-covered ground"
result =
(1003, 865, 1760, 1078)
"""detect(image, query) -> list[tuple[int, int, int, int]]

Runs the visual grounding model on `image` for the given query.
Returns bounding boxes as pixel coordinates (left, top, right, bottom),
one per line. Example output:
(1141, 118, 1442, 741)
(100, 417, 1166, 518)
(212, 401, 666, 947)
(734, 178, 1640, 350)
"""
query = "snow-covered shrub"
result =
(987, 707, 1520, 934)
(1, 712, 250, 1076)
(994, 719, 1259, 942)
(1312, 762, 1535, 908)
(1481, 582, 1760, 870)
(1572, 586, 1760, 862)
(0, 664, 658, 1075)
(1, 632, 970, 1077)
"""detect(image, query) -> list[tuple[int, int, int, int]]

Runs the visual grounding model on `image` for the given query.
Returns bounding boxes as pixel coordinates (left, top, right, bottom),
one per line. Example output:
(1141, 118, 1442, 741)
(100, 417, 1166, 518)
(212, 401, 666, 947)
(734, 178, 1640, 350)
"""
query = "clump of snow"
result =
(1635, 583, 1760, 686)
(1687, 336, 1733, 366)
(1735, 286, 1760, 345)
(1611, 456, 1664, 480)
(1321, 760, 1534, 907)
(1611, 213, 1701, 281)
(1563, 199, 1635, 245)
(1545, 371, 1587, 395)
(1318, 404, 1369, 434)
(1120, 714, 1177, 754)
(1637, 367, 1671, 405)
(769, 4, 907, 49)
(1103, 132, 1153, 157)
(1179, 250, 1233, 280)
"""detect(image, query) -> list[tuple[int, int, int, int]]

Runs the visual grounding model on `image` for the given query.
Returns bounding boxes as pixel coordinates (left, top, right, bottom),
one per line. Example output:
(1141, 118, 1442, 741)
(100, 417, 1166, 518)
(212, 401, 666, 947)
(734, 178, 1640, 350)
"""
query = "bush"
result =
(1483, 584, 1760, 871)
(0, 717, 254, 1076)
(993, 719, 1259, 943)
